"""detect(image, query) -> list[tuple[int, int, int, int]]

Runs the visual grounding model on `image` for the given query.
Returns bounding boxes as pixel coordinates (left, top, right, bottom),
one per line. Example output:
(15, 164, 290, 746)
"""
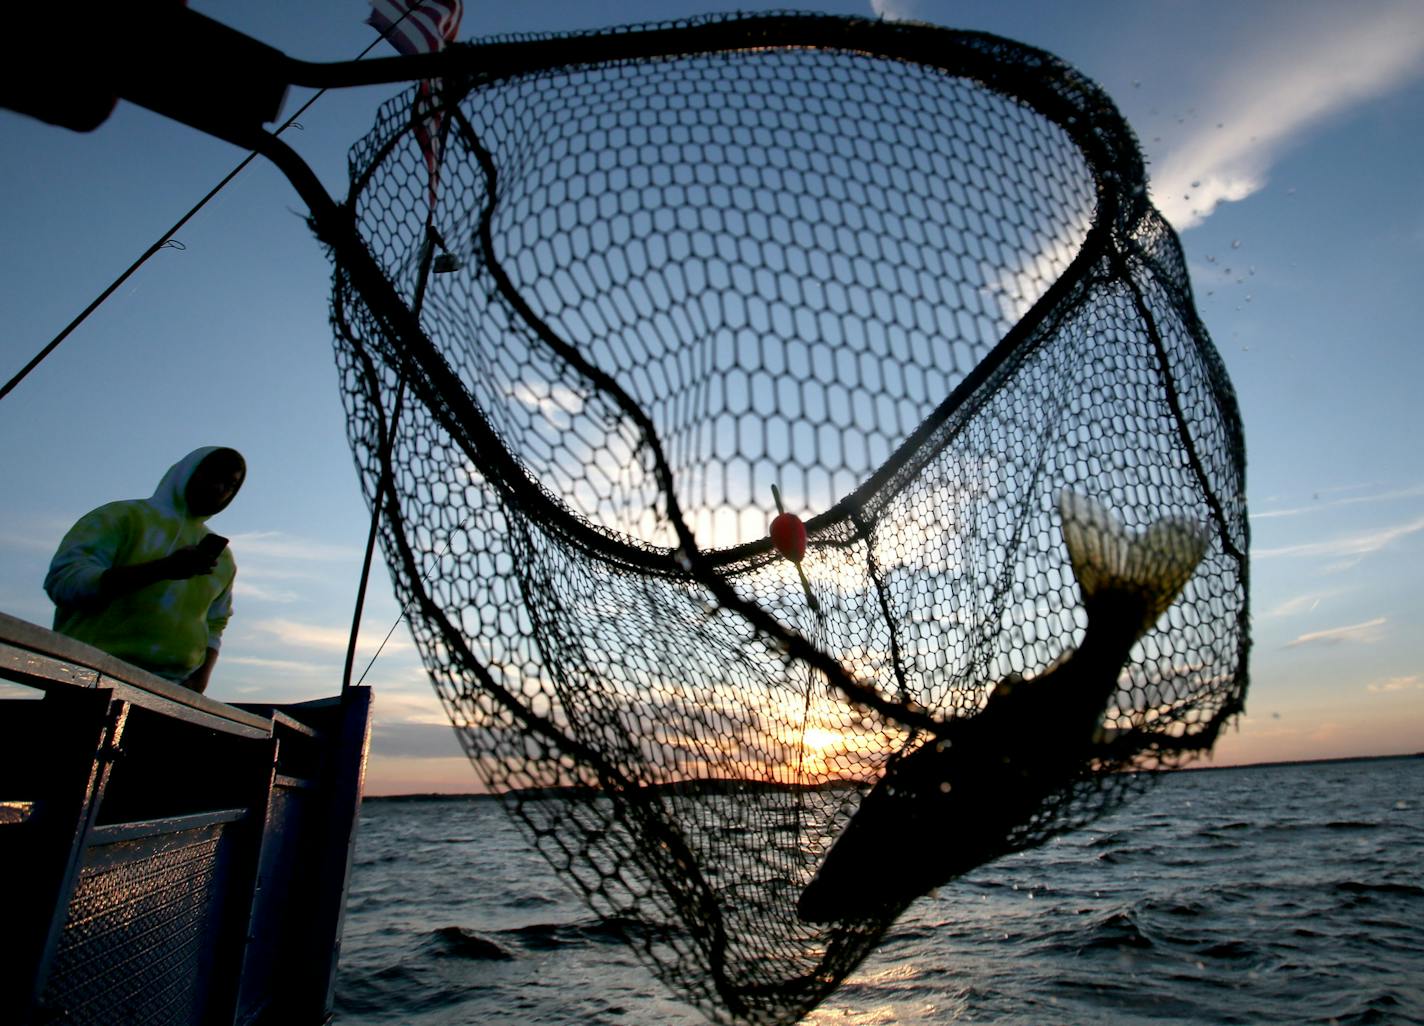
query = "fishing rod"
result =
(0, 4, 447, 405)
(2, 3, 1077, 734)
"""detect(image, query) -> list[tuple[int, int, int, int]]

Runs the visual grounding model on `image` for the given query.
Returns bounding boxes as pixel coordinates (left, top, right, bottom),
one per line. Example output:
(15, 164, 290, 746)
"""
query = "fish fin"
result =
(1059, 490, 1210, 636)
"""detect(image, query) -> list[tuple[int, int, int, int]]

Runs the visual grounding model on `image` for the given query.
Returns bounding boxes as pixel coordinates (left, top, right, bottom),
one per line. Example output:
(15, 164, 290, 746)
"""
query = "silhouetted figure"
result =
(45, 446, 245, 693)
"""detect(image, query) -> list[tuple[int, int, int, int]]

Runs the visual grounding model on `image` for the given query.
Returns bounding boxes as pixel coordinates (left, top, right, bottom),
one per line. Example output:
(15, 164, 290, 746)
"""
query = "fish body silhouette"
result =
(797, 490, 1210, 922)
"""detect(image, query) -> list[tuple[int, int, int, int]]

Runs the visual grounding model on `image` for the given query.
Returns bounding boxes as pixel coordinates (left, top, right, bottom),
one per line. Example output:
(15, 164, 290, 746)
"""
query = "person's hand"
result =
(161, 545, 220, 580)
(98, 547, 221, 602)
(182, 648, 220, 694)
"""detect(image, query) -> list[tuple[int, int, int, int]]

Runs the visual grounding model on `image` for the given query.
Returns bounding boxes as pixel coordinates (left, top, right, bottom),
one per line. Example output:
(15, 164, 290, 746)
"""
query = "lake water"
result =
(333, 756, 1423, 1025)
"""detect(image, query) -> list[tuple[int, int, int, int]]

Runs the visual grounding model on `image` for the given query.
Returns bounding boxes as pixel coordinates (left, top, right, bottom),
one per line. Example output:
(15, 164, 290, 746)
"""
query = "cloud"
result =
(370, 721, 463, 758)
(1253, 515, 1424, 562)
(249, 617, 413, 654)
(507, 379, 586, 425)
(223, 654, 331, 676)
(1264, 591, 1334, 618)
(228, 531, 357, 562)
(1151, 2, 1424, 228)
(0, 528, 63, 554)
(232, 580, 302, 603)
(1368, 674, 1423, 694)
(375, 689, 451, 726)
(1250, 484, 1424, 521)
(1285, 617, 1387, 648)
(869, 0, 915, 20)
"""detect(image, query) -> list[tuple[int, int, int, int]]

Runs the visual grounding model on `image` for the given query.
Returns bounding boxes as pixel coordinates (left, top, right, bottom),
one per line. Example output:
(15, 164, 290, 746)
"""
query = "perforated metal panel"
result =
(38, 820, 236, 1025)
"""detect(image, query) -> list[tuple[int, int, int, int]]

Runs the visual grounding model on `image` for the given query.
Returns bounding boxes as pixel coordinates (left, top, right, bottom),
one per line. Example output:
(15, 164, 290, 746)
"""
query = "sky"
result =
(1, 0, 1421, 794)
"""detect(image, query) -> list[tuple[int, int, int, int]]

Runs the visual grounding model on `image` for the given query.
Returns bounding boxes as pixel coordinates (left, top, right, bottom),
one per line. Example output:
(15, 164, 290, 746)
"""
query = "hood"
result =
(149, 445, 243, 520)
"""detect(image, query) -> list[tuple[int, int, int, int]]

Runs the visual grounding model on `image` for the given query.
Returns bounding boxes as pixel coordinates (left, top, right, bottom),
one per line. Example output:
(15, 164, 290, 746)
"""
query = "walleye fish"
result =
(796, 490, 1209, 922)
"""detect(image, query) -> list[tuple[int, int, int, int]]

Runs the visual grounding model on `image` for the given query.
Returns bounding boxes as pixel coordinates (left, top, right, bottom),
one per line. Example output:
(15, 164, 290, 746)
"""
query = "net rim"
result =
(339, 13, 1147, 578)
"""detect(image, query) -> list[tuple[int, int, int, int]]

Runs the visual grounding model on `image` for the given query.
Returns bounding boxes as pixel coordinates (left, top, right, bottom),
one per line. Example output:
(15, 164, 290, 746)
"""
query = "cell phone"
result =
(196, 533, 229, 559)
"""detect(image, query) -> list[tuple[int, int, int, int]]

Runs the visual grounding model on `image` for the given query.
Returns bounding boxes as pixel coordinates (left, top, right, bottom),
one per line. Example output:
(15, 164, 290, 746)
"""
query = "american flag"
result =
(366, 0, 463, 216)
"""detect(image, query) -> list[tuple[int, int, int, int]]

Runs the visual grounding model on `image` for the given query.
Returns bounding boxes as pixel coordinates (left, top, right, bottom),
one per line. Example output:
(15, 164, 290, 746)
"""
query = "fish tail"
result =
(1059, 490, 1209, 637)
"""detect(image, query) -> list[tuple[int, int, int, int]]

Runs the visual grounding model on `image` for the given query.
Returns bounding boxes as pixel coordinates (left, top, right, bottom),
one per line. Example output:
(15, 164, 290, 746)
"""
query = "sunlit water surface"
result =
(334, 757, 1423, 1025)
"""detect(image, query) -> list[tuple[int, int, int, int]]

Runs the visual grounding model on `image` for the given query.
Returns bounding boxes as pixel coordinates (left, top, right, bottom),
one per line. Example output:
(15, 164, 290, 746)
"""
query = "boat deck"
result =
(0, 612, 372, 1026)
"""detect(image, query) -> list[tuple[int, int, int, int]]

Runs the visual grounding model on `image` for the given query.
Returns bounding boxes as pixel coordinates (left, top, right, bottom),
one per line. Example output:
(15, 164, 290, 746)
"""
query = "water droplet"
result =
(1231, 239, 1242, 249)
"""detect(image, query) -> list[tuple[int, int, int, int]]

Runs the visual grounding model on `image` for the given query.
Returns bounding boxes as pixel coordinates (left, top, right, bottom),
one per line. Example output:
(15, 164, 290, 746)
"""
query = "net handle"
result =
(63, 10, 1174, 738)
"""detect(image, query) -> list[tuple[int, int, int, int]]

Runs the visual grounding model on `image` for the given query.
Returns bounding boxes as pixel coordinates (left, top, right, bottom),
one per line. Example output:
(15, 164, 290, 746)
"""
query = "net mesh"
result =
(326, 15, 1249, 1023)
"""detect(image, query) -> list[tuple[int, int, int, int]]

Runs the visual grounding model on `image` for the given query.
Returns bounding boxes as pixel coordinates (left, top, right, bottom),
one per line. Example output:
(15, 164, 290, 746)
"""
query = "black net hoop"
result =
(326, 15, 1249, 1024)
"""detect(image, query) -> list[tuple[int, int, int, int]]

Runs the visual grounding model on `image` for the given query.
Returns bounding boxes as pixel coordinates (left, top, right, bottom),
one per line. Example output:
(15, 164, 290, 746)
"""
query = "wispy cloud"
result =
(249, 617, 412, 654)
(868, 4, 1424, 230)
(1152, 2, 1424, 228)
(1285, 617, 1387, 648)
(374, 690, 452, 727)
(1254, 515, 1424, 562)
(228, 531, 357, 563)
(1264, 590, 1338, 619)
(1368, 674, 1423, 694)
(224, 655, 330, 676)
(368, 721, 464, 759)
(232, 580, 302, 603)
(1251, 484, 1424, 521)
(249, 619, 351, 651)
(0, 529, 62, 554)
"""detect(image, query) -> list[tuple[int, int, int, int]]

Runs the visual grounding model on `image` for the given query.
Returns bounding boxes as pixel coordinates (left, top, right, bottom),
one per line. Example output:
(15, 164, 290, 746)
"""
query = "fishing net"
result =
(326, 14, 1249, 1024)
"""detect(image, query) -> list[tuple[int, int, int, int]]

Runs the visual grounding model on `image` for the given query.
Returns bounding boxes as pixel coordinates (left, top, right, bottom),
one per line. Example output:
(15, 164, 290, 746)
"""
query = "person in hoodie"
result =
(45, 446, 246, 694)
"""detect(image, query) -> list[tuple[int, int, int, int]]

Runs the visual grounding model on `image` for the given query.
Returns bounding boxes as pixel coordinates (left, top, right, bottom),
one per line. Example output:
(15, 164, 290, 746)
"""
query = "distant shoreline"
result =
(1175, 749, 1423, 774)
(363, 750, 1422, 802)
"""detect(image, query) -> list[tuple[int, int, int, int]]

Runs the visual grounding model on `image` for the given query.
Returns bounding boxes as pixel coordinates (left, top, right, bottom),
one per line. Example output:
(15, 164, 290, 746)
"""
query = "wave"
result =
(335, 756, 1424, 1026)
(1142, 896, 1209, 918)
(1194, 939, 1255, 961)
(1076, 910, 1155, 952)
(1259, 819, 1382, 833)
(1334, 880, 1424, 898)
(333, 963, 471, 1017)
(429, 925, 514, 960)
(1320, 990, 1419, 1026)
(505, 892, 560, 909)
(504, 914, 674, 951)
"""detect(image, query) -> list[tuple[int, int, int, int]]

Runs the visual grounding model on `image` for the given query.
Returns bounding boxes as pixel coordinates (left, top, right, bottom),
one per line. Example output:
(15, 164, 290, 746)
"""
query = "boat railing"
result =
(0, 611, 372, 1026)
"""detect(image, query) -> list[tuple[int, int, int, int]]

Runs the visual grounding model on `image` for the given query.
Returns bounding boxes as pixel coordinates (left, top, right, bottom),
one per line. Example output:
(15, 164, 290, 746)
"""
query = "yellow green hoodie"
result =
(45, 447, 239, 682)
